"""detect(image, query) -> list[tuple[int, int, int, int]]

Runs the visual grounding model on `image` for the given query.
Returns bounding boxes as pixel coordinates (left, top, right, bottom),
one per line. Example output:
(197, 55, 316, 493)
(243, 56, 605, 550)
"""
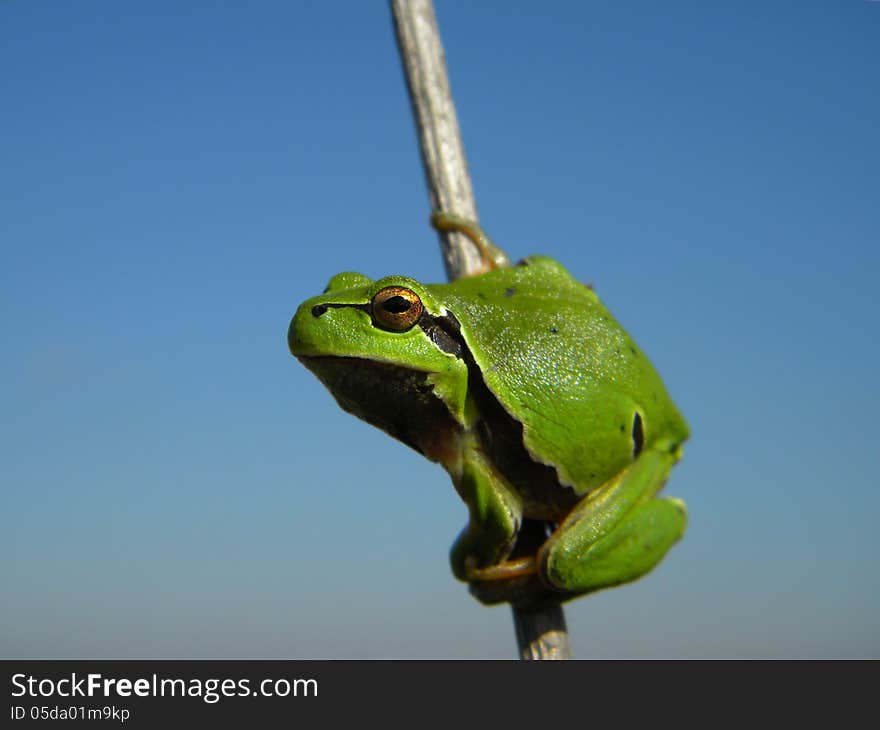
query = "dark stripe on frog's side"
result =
(434, 312, 580, 521)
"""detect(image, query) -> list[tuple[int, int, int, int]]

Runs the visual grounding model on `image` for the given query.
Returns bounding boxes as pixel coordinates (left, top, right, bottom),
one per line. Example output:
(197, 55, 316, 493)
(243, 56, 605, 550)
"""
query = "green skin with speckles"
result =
(288, 215, 688, 607)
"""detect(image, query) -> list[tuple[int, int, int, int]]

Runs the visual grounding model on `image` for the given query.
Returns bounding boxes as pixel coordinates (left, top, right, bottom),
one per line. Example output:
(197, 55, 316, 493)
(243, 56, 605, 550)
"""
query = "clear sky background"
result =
(2, 1, 878, 658)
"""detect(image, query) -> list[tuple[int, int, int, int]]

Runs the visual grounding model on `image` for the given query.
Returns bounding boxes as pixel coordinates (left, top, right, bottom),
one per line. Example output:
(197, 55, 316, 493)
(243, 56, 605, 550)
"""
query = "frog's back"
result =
(430, 257, 688, 498)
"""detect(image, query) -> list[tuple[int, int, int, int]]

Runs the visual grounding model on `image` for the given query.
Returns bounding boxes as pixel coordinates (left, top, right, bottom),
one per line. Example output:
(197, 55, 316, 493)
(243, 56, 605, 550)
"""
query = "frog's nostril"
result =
(312, 304, 328, 317)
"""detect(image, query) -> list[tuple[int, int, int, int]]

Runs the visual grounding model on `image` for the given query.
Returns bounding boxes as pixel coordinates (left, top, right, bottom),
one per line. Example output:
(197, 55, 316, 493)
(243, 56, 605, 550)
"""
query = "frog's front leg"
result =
(449, 442, 523, 581)
(537, 448, 687, 594)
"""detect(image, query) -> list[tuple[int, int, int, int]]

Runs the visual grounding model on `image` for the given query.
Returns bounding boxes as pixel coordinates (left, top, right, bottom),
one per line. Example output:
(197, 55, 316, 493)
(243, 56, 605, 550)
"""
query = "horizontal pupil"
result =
(382, 296, 412, 314)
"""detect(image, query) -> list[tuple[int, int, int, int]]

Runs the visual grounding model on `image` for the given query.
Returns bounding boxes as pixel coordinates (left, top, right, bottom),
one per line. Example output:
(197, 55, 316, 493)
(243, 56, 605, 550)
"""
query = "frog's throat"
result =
(296, 354, 465, 467)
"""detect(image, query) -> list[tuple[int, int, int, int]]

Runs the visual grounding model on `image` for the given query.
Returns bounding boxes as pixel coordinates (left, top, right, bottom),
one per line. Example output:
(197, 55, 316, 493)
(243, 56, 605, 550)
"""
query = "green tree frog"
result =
(288, 213, 689, 607)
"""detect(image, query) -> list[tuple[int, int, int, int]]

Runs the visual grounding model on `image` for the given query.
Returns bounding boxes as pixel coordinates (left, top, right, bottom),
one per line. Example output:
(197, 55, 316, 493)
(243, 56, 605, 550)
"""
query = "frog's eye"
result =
(371, 286, 424, 332)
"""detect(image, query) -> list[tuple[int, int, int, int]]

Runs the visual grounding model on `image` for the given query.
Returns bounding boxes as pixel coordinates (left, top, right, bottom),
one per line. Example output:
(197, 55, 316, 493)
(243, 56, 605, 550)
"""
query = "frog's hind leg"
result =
(537, 449, 687, 595)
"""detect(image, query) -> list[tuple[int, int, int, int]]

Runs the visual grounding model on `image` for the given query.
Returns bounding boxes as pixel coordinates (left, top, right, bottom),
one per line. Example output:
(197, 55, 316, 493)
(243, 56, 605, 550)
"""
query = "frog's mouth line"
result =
(294, 354, 463, 465)
(294, 353, 432, 375)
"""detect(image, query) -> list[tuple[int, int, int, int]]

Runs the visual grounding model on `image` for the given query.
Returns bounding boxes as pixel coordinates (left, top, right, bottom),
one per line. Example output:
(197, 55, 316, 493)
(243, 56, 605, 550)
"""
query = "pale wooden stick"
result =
(390, 0, 572, 660)
(514, 604, 571, 660)
(390, 0, 482, 281)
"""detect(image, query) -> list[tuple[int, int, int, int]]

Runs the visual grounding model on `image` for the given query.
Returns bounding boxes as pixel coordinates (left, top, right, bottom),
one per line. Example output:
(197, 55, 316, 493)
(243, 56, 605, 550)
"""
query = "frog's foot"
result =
(453, 517, 568, 609)
(467, 555, 537, 582)
(467, 560, 575, 609)
(537, 449, 687, 595)
(464, 523, 577, 609)
(430, 211, 511, 272)
(450, 524, 516, 584)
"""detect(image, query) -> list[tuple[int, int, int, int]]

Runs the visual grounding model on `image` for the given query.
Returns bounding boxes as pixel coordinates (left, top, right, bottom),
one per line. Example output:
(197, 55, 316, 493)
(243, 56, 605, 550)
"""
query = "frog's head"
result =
(288, 272, 470, 457)
(288, 271, 462, 365)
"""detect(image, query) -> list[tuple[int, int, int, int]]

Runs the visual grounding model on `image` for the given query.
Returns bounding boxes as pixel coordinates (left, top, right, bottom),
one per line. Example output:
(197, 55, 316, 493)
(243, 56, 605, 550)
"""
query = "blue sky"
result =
(2, 1, 878, 658)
